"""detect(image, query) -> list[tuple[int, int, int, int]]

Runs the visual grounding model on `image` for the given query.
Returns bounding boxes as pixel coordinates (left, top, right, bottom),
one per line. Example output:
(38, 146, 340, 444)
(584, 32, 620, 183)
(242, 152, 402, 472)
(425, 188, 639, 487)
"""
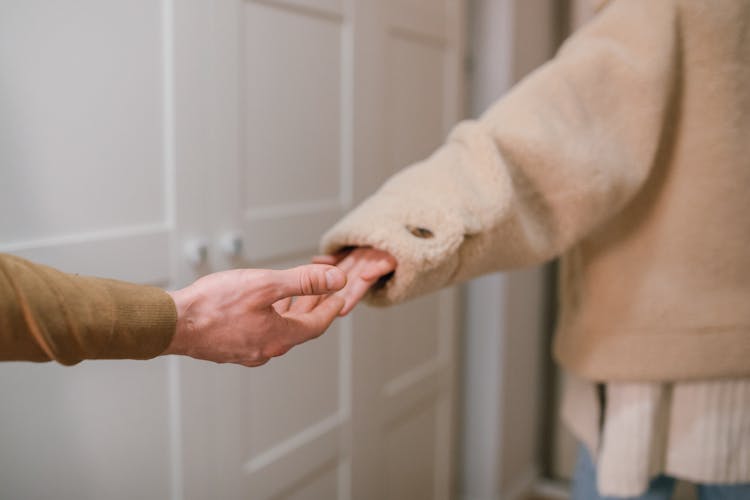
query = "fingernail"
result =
(326, 268, 345, 289)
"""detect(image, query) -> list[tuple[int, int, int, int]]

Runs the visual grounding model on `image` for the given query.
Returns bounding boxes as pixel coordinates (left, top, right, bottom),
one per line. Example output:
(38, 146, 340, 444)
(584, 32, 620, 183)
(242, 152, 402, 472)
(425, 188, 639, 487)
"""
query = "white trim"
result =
(250, 0, 343, 22)
(162, 0, 177, 233)
(460, 273, 509, 500)
(460, 11, 515, 499)
(339, 0, 355, 208)
(0, 223, 168, 253)
(460, 1, 556, 499)
(244, 198, 343, 221)
(243, 413, 343, 474)
(167, 357, 184, 500)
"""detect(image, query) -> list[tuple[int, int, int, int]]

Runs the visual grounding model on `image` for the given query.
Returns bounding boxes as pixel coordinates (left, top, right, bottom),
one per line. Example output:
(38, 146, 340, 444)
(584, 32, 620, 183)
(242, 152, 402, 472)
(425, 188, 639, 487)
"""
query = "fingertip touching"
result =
(324, 266, 347, 291)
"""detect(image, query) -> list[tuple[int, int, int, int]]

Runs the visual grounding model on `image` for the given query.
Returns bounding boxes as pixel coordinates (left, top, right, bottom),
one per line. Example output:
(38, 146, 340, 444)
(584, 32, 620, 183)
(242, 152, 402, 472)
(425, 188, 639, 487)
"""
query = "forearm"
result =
(322, 0, 678, 305)
(0, 253, 176, 365)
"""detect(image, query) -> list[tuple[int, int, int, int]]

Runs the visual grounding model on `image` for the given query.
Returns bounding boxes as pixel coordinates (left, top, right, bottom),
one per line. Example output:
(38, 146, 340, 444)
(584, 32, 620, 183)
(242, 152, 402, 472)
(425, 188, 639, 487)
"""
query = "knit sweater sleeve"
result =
(321, 0, 679, 305)
(0, 253, 177, 365)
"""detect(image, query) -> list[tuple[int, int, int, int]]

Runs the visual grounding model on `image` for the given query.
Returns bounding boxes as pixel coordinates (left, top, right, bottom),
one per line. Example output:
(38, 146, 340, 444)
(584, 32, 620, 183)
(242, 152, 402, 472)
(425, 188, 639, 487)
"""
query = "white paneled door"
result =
(0, 2, 175, 499)
(0, 0, 466, 498)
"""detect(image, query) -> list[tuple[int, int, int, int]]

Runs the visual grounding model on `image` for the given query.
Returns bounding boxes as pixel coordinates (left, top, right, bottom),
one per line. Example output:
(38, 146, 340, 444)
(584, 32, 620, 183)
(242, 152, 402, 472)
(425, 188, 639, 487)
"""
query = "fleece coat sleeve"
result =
(0, 253, 177, 365)
(321, 0, 679, 305)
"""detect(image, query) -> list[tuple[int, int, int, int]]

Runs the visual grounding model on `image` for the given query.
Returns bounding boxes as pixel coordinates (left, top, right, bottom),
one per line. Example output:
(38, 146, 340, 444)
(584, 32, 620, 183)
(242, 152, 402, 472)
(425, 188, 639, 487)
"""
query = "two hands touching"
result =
(312, 247, 397, 316)
(164, 248, 396, 367)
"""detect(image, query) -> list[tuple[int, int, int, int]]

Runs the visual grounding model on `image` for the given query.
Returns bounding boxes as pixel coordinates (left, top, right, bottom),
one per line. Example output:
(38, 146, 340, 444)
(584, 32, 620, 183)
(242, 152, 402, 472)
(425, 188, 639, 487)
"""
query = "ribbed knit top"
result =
(562, 373, 750, 496)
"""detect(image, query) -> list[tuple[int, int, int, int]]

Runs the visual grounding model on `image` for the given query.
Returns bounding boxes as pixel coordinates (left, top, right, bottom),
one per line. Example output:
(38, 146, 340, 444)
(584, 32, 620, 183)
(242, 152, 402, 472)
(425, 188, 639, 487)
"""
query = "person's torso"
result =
(555, 0, 750, 381)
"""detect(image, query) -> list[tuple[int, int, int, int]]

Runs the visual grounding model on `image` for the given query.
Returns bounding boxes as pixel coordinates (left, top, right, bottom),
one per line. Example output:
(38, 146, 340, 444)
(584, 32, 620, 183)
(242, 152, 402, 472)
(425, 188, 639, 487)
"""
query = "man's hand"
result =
(313, 247, 397, 316)
(163, 265, 346, 367)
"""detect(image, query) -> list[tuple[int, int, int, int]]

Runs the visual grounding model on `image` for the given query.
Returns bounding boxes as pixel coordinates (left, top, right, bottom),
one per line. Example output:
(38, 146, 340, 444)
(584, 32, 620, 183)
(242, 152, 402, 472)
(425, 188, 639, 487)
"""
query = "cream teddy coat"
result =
(322, 0, 750, 382)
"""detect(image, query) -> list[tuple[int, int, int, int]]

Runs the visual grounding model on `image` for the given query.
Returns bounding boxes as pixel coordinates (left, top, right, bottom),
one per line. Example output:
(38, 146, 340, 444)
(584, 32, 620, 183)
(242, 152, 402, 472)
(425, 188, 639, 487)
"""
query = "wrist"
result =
(164, 288, 192, 356)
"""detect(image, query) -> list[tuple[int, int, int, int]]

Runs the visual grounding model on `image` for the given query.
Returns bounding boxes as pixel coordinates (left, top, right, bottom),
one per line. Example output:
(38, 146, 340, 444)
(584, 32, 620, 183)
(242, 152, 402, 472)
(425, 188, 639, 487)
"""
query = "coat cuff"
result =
(321, 121, 509, 305)
(321, 197, 465, 305)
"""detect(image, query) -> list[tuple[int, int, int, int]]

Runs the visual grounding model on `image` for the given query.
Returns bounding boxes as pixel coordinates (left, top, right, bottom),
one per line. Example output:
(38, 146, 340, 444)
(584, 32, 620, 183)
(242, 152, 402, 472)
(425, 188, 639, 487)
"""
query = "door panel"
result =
(239, 318, 347, 499)
(244, 329, 342, 455)
(241, 0, 349, 262)
(386, 34, 447, 174)
(0, 2, 175, 499)
(262, 0, 343, 18)
(384, 297, 442, 380)
(385, 402, 438, 500)
(0, 360, 172, 500)
(353, 2, 464, 498)
(376, 292, 458, 500)
(178, 259, 352, 500)
(176, 0, 356, 496)
(0, 0, 172, 283)
(178, 0, 464, 497)
(282, 462, 340, 500)
(243, 3, 342, 208)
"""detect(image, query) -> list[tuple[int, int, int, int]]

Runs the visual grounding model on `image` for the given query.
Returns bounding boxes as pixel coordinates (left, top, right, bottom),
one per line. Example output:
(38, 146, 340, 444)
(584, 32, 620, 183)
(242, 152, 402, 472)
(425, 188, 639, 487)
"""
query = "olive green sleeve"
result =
(0, 253, 177, 365)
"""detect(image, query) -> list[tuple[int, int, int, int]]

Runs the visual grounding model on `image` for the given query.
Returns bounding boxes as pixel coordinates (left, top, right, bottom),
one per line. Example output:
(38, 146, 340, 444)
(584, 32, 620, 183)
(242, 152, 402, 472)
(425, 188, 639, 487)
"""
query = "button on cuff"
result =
(406, 225, 434, 239)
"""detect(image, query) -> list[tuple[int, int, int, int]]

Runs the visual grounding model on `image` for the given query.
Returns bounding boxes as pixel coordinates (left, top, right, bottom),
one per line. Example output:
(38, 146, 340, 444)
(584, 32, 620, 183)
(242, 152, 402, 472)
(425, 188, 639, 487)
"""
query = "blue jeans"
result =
(571, 445, 750, 500)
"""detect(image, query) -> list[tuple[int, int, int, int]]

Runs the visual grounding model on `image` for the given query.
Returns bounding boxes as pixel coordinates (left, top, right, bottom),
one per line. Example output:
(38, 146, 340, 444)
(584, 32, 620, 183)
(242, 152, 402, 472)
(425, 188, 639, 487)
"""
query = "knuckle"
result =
(246, 348, 264, 362)
(298, 269, 319, 296)
(243, 358, 269, 367)
(255, 273, 282, 302)
(250, 270, 273, 290)
(252, 269, 272, 283)
(308, 326, 326, 340)
(263, 343, 289, 359)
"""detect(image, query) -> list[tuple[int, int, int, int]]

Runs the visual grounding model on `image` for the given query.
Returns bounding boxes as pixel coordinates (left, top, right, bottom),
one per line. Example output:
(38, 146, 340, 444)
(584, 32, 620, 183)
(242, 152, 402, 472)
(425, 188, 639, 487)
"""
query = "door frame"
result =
(459, 1, 567, 499)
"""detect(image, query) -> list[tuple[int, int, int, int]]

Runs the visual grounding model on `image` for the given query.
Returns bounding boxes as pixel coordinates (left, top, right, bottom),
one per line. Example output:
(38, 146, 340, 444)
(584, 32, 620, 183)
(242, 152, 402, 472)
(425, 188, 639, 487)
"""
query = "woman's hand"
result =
(313, 247, 397, 315)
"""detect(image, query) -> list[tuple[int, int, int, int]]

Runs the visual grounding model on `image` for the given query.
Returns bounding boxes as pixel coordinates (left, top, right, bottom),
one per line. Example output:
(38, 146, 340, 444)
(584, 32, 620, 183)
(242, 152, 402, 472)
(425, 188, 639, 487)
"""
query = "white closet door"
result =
(349, 1, 466, 499)
(0, 0, 465, 498)
(0, 1, 176, 499)
(175, 2, 356, 499)
(175, 0, 465, 499)
(0, 1, 173, 282)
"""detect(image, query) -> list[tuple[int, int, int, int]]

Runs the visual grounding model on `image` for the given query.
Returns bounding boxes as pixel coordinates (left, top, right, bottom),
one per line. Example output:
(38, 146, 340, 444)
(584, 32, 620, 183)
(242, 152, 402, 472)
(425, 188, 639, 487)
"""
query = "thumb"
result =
(265, 264, 347, 304)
